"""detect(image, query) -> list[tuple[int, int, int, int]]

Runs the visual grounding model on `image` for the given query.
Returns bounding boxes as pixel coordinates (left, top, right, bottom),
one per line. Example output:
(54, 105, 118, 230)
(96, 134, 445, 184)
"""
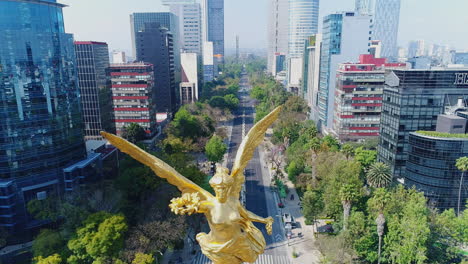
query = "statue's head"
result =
(209, 167, 233, 203)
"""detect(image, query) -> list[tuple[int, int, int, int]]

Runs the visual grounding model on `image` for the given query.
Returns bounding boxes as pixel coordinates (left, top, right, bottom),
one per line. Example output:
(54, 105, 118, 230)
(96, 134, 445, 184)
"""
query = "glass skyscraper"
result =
(288, 0, 320, 59)
(202, 0, 224, 62)
(378, 69, 468, 179)
(74, 41, 115, 141)
(316, 12, 372, 129)
(372, 0, 401, 60)
(0, 0, 86, 230)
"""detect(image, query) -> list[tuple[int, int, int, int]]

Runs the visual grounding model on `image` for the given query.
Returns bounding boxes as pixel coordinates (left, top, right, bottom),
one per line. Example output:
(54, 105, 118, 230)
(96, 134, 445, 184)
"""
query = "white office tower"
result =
(355, 0, 374, 15)
(369, 40, 382, 58)
(267, 0, 289, 75)
(288, 0, 320, 59)
(203, 41, 215, 82)
(302, 35, 322, 123)
(372, 0, 401, 60)
(408, 40, 425, 58)
(112, 51, 126, 64)
(180, 53, 199, 104)
(288, 57, 303, 94)
(163, 0, 202, 54)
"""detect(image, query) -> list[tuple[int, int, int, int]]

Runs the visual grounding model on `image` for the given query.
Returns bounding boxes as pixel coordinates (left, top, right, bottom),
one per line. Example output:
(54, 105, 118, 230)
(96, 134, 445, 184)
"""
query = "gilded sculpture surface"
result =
(101, 106, 282, 264)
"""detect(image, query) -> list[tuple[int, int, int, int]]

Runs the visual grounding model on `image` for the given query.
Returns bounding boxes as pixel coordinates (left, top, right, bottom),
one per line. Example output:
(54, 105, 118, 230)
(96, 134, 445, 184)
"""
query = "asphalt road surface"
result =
(225, 72, 289, 261)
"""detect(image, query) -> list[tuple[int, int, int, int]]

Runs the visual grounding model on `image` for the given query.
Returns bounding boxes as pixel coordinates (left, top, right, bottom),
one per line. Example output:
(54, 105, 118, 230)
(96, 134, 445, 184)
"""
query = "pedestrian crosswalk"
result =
(191, 253, 291, 264)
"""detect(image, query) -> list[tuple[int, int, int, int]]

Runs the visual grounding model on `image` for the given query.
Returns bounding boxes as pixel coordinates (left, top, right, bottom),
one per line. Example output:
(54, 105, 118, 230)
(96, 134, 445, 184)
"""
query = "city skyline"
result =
(61, 0, 468, 54)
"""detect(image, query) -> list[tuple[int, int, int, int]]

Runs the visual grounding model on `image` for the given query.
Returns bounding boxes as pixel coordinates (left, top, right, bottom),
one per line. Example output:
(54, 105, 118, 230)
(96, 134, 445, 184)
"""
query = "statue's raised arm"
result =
(100, 132, 214, 215)
(229, 106, 282, 199)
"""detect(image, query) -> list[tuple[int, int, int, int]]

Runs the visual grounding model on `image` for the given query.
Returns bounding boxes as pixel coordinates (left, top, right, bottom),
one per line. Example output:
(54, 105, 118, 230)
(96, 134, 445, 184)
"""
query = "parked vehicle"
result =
(283, 213, 297, 228)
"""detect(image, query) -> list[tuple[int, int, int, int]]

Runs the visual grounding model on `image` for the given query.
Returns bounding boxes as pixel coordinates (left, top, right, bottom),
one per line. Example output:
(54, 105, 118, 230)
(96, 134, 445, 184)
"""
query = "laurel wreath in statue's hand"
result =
(169, 193, 201, 215)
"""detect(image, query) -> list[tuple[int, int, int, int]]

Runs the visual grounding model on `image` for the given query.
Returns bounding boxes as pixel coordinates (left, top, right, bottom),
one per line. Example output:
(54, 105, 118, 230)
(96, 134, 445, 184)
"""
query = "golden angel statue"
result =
(100, 106, 282, 264)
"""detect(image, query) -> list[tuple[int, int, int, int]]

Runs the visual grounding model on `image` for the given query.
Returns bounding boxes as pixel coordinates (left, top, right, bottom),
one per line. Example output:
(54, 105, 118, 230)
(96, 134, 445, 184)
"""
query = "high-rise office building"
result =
(203, 41, 215, 82)
(109, 63, 157, 136)
(408, 40, 425, 58)
(267, 0, 289, 74)
(180, 53, 199, 104)
(355, 0, 374, 15)
(0, 0, 86, 230)
(288, 57, 303, 95)
(302, 35, 322, 122)
(272, 53, 287, 77)
(406, 115, 468, 211)
(288, 0, 320, 59)
(372, 0, 401, 59)
(317, 12, 372, 130)
(74, 41, 115, 141)
(378, 69, 468, 179)
(333, 55, 406, 141)
(130, 12, 180, 75)
(454, 52, 468, 65)
(136, 23, 177, 114)
(163, 0, 202, 54)
(201, 0, 224, 63)
(112, 51, 127, 64)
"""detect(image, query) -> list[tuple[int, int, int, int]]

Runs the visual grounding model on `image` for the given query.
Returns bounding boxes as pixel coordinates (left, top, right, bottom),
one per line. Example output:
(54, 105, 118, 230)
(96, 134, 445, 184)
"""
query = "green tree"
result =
(307, 137, 322, 158)
(35, 254, 62, 264)
(322, 135, 340, 152)
(354, 147, 377, 171)
(301, 190, 324, 229)
(223, 94, 240, 110)
(368, 188, 392, 264)
(367, 162, 393, 188)
(345, 211, 378, 263)
(384, 187, 430, 264)
(287, 160, 304, 183)
(122, 123, 147, 143)
(208, 96, 227, 109)
(205, 135, 227, 163)
(455, 156, 468, 215)
(428, 207, 468, 263)
(132, 253, 155, 264)
(320, 159, 362, 219)
(341, 144, 354, 160)
(32, 229, 64, 259)
(340, 184, 360, 230)
(27, 197, 60, 221)
(250, 86, 267, 101)
(68, 213, 128, 264)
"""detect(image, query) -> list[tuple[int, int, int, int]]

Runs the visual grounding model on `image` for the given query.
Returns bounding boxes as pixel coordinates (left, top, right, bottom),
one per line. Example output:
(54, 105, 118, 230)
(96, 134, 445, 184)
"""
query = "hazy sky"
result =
(61, 0, 468, 55)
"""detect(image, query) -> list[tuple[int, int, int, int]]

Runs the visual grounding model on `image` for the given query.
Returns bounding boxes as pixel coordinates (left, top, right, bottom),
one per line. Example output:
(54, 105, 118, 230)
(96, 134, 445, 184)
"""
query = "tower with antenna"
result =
(236, 35, 240, 62)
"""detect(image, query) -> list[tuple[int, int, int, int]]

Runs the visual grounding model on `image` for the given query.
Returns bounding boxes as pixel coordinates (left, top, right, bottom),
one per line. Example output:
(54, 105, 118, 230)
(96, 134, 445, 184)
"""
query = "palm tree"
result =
(368, 188, 391, 264)
(455, 157, 468, 216)
(366, 162, 392, 188)
(340, 184, 359, 230)
(341, 143, 354, 160)
(307, 137, 322, 159)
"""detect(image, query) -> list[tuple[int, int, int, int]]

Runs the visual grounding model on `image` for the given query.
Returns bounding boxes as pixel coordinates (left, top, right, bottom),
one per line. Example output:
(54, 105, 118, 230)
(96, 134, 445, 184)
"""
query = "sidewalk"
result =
(261, 137, 323, 264)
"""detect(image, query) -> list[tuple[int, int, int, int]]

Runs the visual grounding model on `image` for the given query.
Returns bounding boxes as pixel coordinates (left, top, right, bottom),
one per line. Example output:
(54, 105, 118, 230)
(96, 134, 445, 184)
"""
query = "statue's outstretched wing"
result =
(229, 106, 282, 198)
(101, 132, 214, 201)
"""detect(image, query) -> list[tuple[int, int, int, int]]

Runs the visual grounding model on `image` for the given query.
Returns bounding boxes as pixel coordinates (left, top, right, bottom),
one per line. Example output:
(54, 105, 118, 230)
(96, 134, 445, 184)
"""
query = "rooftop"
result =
(414, 131, 468, 139)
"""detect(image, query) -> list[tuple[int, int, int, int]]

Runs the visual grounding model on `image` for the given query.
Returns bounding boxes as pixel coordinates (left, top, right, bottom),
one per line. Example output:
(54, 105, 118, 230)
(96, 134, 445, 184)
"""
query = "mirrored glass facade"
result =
(407, 133, 468, 211)
(372, 0, 401, 59)
(378, 69, 468, 179)
(288, 0, 319, 59)
(0, 0, 86, 230)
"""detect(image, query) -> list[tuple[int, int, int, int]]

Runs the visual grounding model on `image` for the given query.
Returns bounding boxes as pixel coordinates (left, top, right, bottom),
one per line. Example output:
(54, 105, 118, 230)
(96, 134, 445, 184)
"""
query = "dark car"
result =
(317, 224, 334, 233)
